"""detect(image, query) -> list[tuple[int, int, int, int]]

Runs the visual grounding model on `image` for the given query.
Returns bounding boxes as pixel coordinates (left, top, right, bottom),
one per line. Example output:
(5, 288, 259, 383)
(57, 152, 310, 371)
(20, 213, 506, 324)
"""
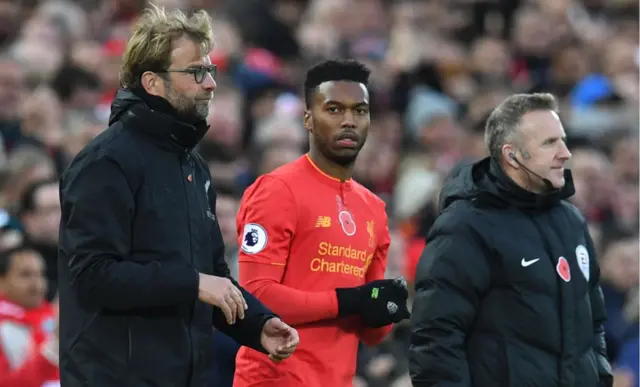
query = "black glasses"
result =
(161, 64, 217, 84)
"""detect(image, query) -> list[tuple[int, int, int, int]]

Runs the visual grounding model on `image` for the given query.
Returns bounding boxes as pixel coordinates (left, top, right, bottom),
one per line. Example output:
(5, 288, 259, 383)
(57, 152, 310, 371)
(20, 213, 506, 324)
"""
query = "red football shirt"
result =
(233, 155, 392, 387)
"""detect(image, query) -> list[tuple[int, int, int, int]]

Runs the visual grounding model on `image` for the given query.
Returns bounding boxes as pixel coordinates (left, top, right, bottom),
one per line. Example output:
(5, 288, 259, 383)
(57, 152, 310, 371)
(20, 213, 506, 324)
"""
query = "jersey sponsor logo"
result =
(556, 256, 571, 282)
(575, 244, 590, 281)
(318, 242, 369, 261)
(315, 216, 331, 228)
(309, 242, 374, 278)
(241, 223, 268, 254)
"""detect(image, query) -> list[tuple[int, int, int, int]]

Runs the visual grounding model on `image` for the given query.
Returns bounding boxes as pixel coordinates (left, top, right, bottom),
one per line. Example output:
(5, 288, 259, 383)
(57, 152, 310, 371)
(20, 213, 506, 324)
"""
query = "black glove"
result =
(335, 277, 410, 328)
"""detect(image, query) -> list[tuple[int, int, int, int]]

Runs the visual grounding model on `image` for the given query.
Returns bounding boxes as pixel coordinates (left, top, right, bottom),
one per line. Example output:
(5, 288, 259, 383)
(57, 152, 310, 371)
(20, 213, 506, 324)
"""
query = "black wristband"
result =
(335, 288, 361, 317)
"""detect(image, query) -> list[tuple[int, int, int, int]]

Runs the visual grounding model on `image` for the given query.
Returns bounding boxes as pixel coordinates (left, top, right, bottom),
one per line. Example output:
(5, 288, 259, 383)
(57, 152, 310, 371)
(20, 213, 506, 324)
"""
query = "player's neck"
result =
(308, 150, 353, 182)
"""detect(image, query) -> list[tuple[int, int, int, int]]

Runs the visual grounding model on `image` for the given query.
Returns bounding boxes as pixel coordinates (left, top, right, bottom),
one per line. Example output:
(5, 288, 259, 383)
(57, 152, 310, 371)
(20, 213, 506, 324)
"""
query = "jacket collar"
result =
(109, 88, 210, 152)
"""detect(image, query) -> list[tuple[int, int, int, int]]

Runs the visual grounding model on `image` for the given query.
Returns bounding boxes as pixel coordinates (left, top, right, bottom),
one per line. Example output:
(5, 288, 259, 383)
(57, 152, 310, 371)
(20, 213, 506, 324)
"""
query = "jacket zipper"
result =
(181, 150, 196, 384)
(187, 152, 205, 220)
(127, 322, 132, 362)
(528, 213, 564, 384)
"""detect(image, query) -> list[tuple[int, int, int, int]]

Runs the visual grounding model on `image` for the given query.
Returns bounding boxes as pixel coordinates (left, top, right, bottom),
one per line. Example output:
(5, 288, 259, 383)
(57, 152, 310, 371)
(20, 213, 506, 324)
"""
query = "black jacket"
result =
(409, 158, 613, 387)
(58, 89, 275, 387)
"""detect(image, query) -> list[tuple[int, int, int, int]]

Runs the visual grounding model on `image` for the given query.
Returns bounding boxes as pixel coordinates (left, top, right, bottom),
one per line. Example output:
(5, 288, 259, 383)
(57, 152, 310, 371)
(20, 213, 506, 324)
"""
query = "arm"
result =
(358, 211, 393, 346)
(238, 176, 339, 326)
(59, 156, 199, 311)
(409, 212, 491, 387)
(584, 231, 613, 387)
(212, 277, 276, 354)
(206, 186, 276, 352)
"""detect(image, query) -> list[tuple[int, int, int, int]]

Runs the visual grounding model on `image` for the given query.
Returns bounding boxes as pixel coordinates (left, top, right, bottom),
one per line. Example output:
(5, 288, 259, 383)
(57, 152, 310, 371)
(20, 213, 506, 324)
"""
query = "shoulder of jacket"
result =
(78, 122, 138, 164)
(432, 200, 486, 237)
(63, 124, 143, 191)
(559, 200, 586, 225)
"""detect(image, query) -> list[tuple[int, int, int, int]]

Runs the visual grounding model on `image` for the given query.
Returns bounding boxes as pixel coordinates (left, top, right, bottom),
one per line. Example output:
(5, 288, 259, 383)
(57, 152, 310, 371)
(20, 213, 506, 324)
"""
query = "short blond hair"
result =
(120, 4, 214, 88)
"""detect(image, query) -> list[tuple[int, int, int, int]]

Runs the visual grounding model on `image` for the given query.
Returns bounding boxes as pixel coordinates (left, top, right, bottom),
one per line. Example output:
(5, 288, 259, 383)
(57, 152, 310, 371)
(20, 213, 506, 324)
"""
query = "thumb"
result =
(271, 318, 291, 332)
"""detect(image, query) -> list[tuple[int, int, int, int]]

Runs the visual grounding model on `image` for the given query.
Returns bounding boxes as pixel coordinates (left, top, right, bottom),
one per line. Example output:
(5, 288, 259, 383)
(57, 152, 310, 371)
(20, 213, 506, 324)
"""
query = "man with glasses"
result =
(57, 6, 299, 387)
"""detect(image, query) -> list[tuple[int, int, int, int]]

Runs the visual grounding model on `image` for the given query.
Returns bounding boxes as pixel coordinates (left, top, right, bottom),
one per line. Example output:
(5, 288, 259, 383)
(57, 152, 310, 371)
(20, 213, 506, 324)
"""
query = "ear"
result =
(502, 144, 519, 169)
(141, 71, 164, 97)
(303, 109, 313, 133)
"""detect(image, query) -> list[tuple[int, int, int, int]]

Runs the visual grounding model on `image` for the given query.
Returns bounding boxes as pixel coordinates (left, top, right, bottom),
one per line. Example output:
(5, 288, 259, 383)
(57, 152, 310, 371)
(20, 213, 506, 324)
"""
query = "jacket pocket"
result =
(575, 349, 602, 387)
(70, 313, 130, 383)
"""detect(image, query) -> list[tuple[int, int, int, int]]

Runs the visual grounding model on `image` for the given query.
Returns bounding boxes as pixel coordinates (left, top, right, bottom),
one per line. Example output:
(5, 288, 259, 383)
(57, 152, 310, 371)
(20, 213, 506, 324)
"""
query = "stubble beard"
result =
(312, 130, 362, 167)
(164, 80, 209, 122)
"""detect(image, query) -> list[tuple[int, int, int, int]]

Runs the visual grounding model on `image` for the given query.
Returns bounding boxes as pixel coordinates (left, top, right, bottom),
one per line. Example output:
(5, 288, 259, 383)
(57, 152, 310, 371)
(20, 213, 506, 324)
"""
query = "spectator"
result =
(0, 246, 55, 378)
(3, 297, 59, 387)
(18, 180, 60, 301)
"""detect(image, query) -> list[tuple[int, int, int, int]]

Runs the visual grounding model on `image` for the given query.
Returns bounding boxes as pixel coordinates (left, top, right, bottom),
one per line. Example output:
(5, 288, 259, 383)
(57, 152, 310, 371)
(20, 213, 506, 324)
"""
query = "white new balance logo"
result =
(521, 258, 540, 267)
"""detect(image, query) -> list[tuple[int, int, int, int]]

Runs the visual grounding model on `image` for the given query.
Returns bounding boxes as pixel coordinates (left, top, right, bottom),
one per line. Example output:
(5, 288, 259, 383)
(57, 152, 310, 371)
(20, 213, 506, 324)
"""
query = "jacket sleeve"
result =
(409, 210, 492, 387)
(206, 186, 276, 353)
(584, 231, 613, 387)
(59, 156, 199, 311)
(212, 277, 276, 354)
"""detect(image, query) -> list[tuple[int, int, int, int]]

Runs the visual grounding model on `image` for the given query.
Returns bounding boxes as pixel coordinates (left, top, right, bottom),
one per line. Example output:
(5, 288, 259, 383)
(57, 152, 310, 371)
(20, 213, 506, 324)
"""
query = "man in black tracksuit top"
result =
(409, 93, 612, 387)
(57, 7, 298, 387)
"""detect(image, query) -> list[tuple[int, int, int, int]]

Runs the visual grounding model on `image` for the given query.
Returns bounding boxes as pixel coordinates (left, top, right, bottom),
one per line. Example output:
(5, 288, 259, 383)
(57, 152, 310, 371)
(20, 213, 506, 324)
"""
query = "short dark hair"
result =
(304, 59, 371, 108)
(0, 245, 39, 277)
(485, 93, 559, 161)
(19, 179, 57, 218)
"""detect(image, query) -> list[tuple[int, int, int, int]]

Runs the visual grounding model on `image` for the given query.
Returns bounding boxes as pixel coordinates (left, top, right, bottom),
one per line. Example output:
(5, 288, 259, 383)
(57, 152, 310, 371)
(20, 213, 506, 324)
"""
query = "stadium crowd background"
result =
(0, 0, 637, 386)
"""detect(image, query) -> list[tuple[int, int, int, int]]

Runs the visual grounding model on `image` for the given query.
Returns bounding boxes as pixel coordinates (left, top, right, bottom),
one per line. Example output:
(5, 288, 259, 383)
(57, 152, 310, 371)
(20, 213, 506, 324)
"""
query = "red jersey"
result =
(0, 297, 55, 376)
(2, 339, 60, 387)
(233, 155, 392, 387)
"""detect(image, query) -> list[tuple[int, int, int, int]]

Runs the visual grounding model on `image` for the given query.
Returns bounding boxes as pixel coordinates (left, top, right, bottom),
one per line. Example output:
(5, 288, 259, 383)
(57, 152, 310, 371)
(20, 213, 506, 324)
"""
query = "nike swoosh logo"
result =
(521, 258, 540, 267)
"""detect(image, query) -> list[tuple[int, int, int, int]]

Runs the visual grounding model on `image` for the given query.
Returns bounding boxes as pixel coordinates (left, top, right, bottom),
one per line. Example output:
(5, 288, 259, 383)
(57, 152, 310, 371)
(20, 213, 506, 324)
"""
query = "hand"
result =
(198, 274, 248, 325)
(336, 277, 411, 328)
(260, 318, 299, 362)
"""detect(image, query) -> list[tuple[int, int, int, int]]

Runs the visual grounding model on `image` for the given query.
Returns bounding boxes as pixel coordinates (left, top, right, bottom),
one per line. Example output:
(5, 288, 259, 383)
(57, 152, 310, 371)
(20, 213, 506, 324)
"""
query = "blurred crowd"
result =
(0, 0, 638, 386)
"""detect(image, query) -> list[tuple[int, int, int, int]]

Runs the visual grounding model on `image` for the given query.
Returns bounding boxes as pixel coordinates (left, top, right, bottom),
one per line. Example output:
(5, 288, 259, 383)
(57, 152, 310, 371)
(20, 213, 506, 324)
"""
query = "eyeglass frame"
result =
(157, 64, 217, 84)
